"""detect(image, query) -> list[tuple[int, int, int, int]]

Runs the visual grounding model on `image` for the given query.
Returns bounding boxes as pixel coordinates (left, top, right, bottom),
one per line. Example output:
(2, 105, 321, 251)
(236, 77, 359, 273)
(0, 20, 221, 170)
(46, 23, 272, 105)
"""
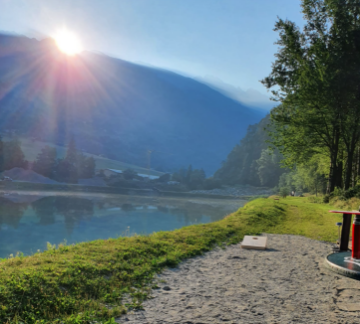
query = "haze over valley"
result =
(0, 33, 266, 174)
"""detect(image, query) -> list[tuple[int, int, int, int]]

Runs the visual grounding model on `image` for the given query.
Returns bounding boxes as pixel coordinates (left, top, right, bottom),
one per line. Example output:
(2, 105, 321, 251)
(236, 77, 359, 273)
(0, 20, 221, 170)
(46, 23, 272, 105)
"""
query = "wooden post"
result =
(340, 213, 352, 251)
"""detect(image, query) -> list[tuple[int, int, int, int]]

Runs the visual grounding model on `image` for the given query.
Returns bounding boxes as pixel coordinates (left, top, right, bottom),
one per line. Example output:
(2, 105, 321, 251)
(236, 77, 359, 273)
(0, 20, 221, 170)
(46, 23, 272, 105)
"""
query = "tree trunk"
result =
(344, 134, 357, 190)
(345, 153, 353, 190)
(327, 127, 341, 194)
(352, 148, 357, 187)
(357, 147, 360, 180)
(335, 161, 343, 189)
(327, 159, 339, 193)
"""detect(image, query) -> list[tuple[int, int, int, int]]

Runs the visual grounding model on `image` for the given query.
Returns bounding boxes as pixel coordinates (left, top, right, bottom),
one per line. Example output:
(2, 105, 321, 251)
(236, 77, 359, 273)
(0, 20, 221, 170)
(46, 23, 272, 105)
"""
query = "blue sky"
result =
(0, 0, 305, 108)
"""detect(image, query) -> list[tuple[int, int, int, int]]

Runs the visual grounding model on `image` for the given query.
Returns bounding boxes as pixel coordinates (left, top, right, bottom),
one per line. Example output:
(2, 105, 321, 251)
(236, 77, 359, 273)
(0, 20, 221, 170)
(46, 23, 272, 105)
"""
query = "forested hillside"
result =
(214, 115, 284, 188)
(214, 112, 329, 195)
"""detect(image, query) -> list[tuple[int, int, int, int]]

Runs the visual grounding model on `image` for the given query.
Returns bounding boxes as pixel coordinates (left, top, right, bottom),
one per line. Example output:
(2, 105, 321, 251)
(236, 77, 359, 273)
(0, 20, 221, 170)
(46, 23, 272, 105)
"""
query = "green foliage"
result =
(33, 146, 57, 178)
(76, 154, 95, 179)
(52, 138, 96, 183)
(172, 165, 207, 189)
(330, 185, 360, 201)
(3, 137, 27, 170)
(122, 168, 137, 180)
(157, 173, 171, 183)
(55, 159, 77, 183)
(0, 135, 4, 172)
(279, 187, 289, 198)
(323, 194, 330, 204)
(65, 136, 77, 165)
(257, 148, 284, 187)
(262, 0, 360, 193)
(275, 156, 327, 196)
(188, 168, 206, 190)
(186, 164, 193, 184)
(172, 167, 187, 183)
(214, 115, 285, 187)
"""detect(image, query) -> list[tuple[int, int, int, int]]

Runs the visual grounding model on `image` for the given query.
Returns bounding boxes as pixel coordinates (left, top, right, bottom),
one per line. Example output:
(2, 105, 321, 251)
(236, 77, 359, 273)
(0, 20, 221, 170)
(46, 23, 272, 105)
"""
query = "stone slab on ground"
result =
(116, 234, 360, 324)
(241, 235, 267, 250)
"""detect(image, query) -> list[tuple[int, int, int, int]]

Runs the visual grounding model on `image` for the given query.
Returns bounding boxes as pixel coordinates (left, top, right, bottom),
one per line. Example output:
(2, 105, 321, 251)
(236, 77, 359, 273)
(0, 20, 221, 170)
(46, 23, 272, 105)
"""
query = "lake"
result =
(0, 191, 247, 258)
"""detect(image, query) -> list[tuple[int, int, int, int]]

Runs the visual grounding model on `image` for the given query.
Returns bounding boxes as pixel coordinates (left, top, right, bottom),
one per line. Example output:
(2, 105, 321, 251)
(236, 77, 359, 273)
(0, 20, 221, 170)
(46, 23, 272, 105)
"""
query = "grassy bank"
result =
(0, 197, 341, 323)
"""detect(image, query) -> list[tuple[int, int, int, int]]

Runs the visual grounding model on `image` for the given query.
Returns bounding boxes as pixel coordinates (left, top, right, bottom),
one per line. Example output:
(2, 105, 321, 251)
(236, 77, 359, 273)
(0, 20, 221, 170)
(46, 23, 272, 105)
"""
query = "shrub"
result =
(279, 187, 289, 198)
(123, 168, 137, 180)
(323, 194, 330, 203)
(157, 173, 171, 183)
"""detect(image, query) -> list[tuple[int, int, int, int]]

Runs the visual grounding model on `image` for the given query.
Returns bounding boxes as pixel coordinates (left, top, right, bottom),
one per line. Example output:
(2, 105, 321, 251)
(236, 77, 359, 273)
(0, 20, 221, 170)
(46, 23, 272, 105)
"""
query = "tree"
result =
(256, 148, 285, 187)
(186, 165, 193, 184)
(65, 136, 77, 165)
(189, 168, 206, 189)
(80, 156, 95, 179)
(262, 0, 360, 193)
(276, 154, 328, 195)
(158, 173, 171, 182)
(64, 137, 79, 183)
(33, 146, 57, 178)
(76, 153, 95, 179)
(3, 137, 27, 170)
(214, 116, 272, 186)
(0, 136, 3, 172)
(122, 168, 137, 180)
(172, 167, 187, 183)
(54, 159, 77, 183)
(54, 137, 79, 183)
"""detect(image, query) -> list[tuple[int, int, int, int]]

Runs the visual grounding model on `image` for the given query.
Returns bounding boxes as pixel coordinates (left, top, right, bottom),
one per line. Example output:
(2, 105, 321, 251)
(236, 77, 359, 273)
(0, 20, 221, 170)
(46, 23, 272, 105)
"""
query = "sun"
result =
(54, 29, 82, 55)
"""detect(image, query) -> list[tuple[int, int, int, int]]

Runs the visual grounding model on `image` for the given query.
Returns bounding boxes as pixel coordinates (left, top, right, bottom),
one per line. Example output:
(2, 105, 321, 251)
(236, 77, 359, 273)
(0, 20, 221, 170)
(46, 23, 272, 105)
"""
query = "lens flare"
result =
(54, 29, 82, 55)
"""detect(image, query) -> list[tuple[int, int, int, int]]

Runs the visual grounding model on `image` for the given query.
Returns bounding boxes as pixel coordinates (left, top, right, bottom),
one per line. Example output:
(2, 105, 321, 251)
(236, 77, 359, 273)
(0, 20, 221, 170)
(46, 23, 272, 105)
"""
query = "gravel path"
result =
(116, 234, 360, 323)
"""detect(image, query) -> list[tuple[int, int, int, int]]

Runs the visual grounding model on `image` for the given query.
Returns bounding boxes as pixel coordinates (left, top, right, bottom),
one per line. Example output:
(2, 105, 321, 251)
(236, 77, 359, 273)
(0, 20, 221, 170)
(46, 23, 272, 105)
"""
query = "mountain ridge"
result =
(0, 33, 266, 174)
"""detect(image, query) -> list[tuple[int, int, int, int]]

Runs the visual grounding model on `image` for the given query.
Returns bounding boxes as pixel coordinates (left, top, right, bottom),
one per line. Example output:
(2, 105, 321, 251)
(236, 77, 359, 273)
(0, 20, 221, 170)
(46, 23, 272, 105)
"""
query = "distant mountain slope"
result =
(0, 33, 265, 174)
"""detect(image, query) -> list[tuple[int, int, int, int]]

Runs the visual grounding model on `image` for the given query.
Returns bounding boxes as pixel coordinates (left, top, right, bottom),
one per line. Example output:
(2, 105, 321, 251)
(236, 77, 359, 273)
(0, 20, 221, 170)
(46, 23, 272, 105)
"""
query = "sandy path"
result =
(116, 234, 360, 323)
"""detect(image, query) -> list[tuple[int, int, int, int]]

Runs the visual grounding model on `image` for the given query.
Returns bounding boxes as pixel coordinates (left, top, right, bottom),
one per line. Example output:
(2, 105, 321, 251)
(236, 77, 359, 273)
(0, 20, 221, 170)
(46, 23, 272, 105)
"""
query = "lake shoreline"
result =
(0, 181, 248, 200)
(0, 192, 247, 259)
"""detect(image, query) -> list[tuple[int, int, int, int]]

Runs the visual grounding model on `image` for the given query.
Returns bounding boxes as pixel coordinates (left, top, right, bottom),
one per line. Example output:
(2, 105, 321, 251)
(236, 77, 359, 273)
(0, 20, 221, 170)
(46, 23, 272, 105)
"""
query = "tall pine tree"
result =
(3, 137, 27, 170)
(0, 136, 4, 172)
(33, 146, 57, 178)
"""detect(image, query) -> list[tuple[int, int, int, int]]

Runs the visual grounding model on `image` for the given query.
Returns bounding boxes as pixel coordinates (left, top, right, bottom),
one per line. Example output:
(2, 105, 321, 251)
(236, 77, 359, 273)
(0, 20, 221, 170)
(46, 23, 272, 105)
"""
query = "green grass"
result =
(0, 197, 341, 323)
(12, 137, 164, 176)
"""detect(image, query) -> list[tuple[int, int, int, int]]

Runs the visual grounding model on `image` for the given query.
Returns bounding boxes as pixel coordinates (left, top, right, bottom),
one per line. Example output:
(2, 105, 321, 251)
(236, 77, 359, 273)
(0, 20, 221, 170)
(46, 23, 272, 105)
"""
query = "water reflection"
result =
(32, 197, 94, 234)
(0, 197, 27, 230)
(0, 192, 246, 258)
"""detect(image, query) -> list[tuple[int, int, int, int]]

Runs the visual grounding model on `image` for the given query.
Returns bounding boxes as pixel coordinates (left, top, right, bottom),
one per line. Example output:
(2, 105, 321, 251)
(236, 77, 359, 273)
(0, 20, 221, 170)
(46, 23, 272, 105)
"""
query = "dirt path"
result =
(116, 234, 360, 324)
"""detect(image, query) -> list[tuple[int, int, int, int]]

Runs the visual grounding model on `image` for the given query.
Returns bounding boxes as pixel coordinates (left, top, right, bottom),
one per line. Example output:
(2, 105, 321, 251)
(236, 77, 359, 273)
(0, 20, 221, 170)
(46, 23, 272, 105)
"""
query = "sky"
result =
(0, 0, 305, 109)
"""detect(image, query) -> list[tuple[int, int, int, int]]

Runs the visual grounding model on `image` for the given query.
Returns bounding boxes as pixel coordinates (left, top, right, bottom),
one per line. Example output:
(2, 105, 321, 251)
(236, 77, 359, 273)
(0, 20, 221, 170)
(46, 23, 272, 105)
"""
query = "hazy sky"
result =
(0, 0, 305, 104)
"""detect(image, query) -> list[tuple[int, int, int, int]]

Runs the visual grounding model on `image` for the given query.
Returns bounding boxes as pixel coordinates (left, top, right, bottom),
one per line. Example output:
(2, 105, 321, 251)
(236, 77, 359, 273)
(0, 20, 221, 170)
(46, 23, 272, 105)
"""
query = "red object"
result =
(329, 210, 360, 253)
(352, 216, 360, 259)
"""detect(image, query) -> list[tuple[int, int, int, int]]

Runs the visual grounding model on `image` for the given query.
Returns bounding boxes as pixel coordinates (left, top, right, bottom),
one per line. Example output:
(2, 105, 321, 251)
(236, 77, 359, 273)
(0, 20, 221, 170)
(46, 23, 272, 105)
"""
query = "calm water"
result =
(0, 192, 246, 258)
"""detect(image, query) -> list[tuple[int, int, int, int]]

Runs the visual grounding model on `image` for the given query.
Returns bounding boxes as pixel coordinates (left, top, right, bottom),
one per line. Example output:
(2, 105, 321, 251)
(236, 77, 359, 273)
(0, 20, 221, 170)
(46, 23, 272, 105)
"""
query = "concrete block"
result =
(241, 236, 267, 250)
